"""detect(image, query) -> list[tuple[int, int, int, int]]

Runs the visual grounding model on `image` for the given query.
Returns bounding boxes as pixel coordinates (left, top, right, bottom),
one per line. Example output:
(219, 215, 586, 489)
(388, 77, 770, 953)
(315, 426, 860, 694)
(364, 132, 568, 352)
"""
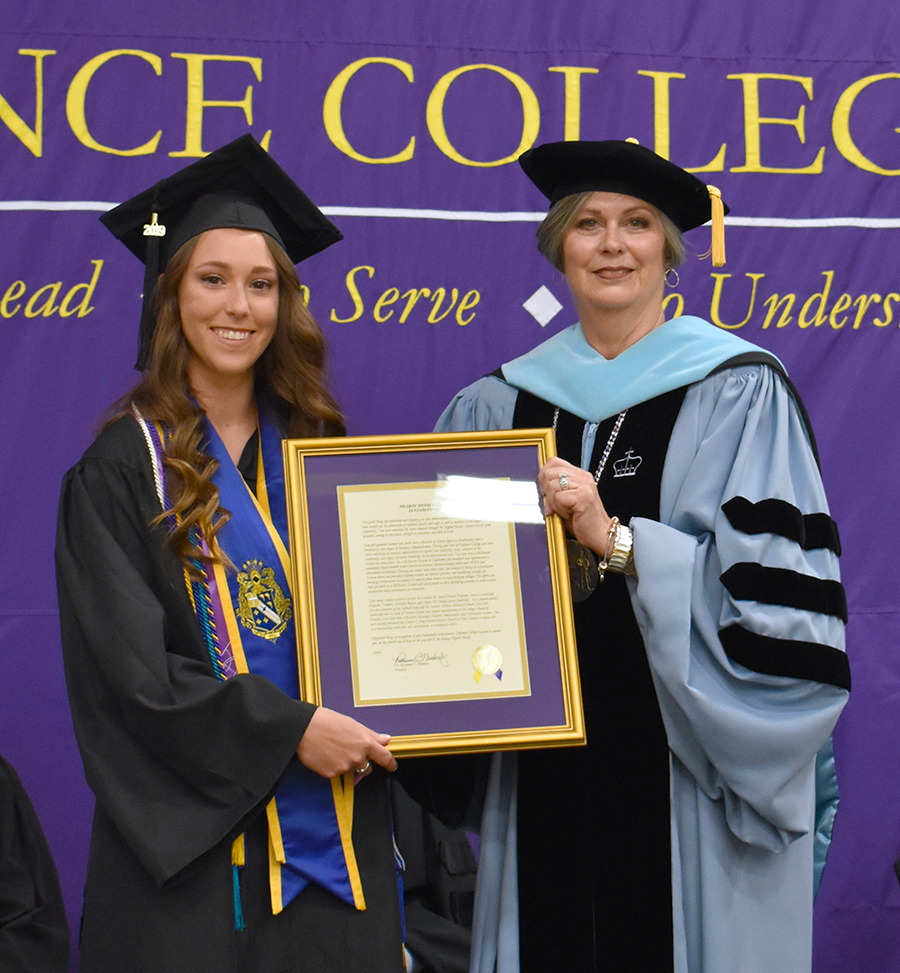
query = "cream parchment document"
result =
(337, 480, 532, 706)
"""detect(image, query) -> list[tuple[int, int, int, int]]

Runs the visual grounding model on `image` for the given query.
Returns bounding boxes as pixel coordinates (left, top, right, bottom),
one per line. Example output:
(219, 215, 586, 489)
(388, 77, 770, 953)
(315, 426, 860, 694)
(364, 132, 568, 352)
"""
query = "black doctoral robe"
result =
(56, 416, 404, 973)
(512, 387, 686, 973)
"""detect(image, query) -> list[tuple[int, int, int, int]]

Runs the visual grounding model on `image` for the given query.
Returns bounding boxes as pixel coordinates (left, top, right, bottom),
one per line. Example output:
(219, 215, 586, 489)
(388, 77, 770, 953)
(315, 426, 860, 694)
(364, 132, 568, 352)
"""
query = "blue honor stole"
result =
(136, 407, 365, 916)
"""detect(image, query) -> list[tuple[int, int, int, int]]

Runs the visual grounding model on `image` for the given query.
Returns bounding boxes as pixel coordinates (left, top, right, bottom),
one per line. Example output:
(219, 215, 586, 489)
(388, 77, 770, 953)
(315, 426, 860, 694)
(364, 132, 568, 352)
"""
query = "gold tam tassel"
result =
(707, 185, 726, 266)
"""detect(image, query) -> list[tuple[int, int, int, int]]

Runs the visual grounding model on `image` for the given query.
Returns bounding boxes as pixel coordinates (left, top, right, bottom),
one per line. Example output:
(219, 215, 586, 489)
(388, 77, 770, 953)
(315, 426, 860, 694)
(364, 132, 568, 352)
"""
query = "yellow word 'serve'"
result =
(329, 265, 480, 327)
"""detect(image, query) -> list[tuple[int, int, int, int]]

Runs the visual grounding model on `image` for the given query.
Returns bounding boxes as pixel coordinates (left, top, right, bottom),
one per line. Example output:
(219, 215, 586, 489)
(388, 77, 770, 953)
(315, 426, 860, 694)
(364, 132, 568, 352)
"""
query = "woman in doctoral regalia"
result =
(55, 136, 404, 972)
(437, 140, 851, 973)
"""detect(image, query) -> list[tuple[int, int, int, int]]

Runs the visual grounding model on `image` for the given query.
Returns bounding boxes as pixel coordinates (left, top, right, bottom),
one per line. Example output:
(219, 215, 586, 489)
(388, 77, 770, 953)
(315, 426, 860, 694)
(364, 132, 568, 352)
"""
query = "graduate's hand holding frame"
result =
(297, 706, 397, 780)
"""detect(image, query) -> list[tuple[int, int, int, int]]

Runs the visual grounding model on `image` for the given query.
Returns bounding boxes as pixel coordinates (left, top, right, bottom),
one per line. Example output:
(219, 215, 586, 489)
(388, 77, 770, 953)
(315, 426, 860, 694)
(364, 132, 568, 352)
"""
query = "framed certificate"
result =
(282, 429, 584, 757)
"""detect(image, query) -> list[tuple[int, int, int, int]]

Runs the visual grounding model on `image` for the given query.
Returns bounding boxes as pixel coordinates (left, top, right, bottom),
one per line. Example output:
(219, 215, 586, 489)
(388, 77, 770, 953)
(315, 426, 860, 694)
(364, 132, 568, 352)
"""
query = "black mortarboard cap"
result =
(100, 134, 342, 369)
(519, 140, 729, 267)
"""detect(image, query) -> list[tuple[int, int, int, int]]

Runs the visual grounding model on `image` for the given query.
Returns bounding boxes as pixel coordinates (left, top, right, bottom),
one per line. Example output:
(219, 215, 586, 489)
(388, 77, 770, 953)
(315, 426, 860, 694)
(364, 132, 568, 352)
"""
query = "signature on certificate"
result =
(392, 651, 450, 671)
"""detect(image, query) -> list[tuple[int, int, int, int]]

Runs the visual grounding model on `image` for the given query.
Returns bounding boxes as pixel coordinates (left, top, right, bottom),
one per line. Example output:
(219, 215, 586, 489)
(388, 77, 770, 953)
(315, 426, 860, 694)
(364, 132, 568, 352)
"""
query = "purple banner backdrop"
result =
(2, 3, 899, 969)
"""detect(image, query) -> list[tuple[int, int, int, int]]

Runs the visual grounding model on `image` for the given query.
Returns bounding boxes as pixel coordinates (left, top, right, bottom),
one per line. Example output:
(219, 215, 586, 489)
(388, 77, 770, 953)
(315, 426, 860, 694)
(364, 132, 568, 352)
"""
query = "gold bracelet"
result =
(597, 516, 620, 582)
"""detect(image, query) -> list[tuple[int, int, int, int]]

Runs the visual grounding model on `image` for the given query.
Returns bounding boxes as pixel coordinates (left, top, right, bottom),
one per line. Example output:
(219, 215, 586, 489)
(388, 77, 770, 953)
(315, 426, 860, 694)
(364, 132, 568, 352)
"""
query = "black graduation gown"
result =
(55, 416, 404, 973)
(0, 755, 70, 973)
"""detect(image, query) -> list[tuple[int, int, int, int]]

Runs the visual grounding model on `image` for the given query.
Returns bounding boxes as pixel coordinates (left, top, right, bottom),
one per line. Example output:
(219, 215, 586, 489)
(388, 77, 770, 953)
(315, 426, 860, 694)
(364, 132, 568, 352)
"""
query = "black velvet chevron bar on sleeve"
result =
(720, 563, 848, 622)
(719, 623, 851, 690)
(721, 497, 841, 555)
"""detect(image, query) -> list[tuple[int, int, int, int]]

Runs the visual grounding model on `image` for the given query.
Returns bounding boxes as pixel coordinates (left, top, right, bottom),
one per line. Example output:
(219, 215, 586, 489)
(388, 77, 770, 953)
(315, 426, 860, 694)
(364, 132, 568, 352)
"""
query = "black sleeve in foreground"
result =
(0, 756, 70, 973)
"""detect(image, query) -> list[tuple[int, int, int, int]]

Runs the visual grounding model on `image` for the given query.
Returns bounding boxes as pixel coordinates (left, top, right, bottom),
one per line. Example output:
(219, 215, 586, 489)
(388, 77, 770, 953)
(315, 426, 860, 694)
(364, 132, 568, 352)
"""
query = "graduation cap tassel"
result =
(136, 185, 166, 371)
(707, 185, 726, 267)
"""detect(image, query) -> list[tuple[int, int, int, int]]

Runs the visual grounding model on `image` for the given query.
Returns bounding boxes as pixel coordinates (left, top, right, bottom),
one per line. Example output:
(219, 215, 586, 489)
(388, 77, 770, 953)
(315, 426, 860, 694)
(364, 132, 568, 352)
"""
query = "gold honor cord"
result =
(332, 774, 366, 909)
(211, 561, 252, 674)
(266, 798, 287, 913)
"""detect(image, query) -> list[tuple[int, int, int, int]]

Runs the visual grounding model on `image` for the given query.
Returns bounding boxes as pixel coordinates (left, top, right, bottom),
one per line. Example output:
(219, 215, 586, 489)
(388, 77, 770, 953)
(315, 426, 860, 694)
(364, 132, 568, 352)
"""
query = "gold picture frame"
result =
(282, 428, 584, 757)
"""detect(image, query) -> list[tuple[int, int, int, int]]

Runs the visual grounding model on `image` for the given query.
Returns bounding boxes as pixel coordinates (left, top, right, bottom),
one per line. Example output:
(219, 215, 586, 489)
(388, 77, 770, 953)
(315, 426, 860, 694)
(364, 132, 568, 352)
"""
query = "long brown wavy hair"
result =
(111, 231, 345, 572)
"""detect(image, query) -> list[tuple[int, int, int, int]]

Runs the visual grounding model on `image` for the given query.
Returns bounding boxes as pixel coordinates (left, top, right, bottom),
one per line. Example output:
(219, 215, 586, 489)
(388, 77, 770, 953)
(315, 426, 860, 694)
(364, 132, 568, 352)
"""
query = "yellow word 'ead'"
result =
(1, 259, 103, 318)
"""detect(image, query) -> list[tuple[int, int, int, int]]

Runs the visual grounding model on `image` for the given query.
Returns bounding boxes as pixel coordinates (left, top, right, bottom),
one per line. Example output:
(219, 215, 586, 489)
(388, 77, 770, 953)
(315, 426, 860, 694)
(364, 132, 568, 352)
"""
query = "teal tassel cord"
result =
(233, 864, 245, 932)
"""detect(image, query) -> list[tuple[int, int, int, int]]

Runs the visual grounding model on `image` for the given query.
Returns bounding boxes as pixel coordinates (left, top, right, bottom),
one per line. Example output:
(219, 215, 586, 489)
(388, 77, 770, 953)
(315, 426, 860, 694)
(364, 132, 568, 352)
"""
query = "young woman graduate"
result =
(436, 140, 851, 973)
(55, 136, 405, 972)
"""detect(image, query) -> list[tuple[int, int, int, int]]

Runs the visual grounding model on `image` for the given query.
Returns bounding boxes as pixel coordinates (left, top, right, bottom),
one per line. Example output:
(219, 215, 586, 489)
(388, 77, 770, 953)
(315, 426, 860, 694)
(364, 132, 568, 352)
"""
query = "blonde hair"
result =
(111, 232, 345, 571)
(535, 191, 686, 272)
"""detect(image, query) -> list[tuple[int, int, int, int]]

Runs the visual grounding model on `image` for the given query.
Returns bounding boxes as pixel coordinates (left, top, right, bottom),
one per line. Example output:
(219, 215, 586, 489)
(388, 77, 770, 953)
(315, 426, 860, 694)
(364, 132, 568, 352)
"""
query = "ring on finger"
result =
(356, 760, 370, 775)
(558, 472, 569, 490)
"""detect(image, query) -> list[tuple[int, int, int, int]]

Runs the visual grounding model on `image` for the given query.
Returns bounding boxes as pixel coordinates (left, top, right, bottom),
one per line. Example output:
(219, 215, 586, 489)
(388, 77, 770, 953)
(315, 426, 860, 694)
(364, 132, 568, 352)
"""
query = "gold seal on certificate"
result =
(472, 644, 503, 683)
